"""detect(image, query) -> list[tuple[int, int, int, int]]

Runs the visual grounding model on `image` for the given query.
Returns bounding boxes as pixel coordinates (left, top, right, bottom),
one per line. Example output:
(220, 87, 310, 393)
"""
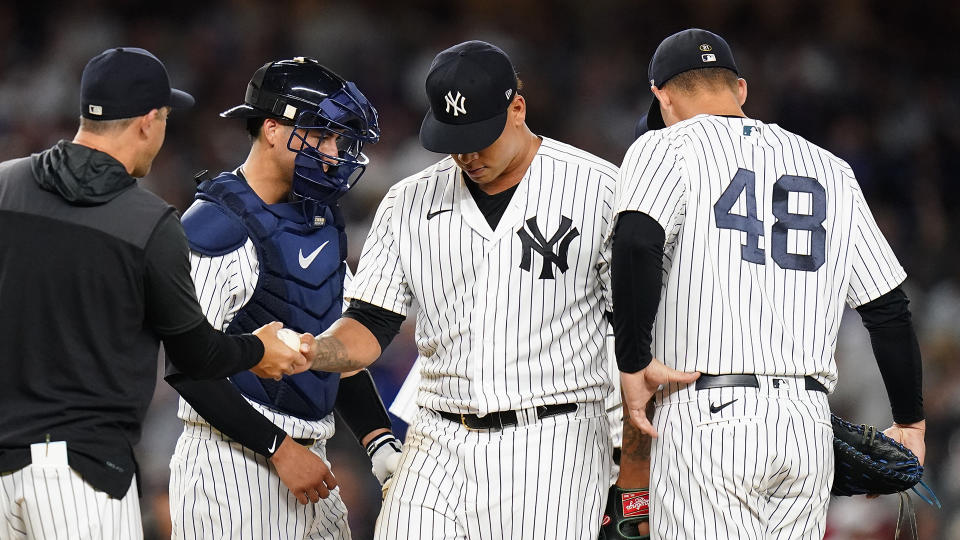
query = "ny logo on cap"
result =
(444, 91, 467, 117)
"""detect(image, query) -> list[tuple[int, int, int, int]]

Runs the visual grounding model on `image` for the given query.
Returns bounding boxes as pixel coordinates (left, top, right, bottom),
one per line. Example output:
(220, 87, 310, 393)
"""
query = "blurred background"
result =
(1, 0, 957, 538)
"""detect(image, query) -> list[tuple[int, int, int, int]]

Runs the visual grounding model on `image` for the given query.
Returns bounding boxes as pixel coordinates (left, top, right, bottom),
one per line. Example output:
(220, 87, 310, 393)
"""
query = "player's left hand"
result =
(270, 435, 338, 504)
(621, 358, 699, 438)
(863, 419, 927, 500)
(366, 432, 403, 497)
(882, 419, 926, 466)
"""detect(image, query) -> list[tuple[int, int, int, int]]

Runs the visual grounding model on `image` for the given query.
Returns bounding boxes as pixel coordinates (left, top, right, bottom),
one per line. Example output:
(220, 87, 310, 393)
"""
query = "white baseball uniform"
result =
(613, 114, 906, 539)
(349, 137, 617, 539)
(167, 238, 351, 540)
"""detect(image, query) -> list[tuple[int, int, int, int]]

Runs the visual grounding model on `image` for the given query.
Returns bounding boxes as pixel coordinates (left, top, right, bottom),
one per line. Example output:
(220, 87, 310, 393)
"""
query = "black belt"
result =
(293, 438, 318, 446)
(434, 403, 578, 430)
(696, 374, 827, 393)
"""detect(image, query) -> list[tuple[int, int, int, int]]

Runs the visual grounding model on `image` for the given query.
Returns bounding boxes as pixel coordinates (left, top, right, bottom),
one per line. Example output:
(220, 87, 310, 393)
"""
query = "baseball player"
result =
(0, 48, 306, 540)
(165, 57, 401, 539)
(295, 40, 638, 539)
(611, 29, 926, 539)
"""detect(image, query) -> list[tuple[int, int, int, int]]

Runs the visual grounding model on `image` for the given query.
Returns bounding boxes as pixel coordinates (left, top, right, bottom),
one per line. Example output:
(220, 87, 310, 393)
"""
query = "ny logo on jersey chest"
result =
(516, 215, 579, 279)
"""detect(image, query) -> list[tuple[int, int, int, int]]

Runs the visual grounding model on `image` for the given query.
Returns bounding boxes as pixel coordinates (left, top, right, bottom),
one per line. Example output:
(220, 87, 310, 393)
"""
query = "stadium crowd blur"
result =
(1, 1, 957, 538)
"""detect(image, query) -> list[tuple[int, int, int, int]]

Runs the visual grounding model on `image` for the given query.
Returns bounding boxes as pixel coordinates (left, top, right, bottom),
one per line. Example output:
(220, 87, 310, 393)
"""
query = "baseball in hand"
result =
(276, 328, 302, 351)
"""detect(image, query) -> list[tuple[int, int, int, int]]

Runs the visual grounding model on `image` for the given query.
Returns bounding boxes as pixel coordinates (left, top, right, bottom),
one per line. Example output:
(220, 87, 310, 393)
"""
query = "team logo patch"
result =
(517, 215, 579, 279)
(444, 90, 467, 117)
(699, 43, 713, 52)
(702, 53, 717, 63)
(620, 491, 649, 517)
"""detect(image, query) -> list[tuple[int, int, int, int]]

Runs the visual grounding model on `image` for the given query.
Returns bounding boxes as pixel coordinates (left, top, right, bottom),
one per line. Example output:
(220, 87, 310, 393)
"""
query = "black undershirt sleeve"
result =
(342, 300, 405, 351)
(855, 286, 924, 424)
(161, 319, 263, 380)
(611, 211, 666, 373)
(165, 372, 287, 458)
(334, 370, 392, 443)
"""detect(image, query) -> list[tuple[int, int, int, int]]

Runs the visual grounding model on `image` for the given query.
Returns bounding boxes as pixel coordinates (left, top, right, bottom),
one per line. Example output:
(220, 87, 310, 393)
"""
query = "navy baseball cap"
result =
(645, 29, 738, 129)
(81, 47, 195, 120)
(419, 40, 519, 154)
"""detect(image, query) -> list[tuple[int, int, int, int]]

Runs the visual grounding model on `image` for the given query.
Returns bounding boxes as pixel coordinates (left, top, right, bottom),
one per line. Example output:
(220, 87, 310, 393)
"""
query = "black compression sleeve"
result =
(611, 211, 666, 373)
(342, 300, 405, 351)
(165, 374, 287, 457)
(334, 370, 392, 443)
(856, 286, 924, 423)
(162, 319, 263, 380)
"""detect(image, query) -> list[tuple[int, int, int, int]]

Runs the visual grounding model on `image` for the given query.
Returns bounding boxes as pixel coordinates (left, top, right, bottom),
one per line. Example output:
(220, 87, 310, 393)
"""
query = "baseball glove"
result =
(831, 414, 942, 539)
(830, 414, 923, 497)
(599, 486, 649, 540)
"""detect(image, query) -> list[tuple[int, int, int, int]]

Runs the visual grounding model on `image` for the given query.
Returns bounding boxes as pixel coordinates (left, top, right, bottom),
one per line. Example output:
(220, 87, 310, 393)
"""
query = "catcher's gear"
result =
(221, 57, 380, 206)
(831, 414, 941, 539)
(599, 486, 649, 540)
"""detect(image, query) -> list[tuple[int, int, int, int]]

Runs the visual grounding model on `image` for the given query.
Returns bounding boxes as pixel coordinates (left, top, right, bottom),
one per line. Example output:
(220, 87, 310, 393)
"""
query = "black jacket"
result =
(0, 141, 260, 497)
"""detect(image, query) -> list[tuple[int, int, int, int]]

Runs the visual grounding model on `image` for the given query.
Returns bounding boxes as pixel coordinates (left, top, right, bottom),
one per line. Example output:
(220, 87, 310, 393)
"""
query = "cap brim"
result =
(646, 98, 666, 131)
(635, 114, 651, 139)
(419, 108, 507, 154)
(170, 88, 195, 109)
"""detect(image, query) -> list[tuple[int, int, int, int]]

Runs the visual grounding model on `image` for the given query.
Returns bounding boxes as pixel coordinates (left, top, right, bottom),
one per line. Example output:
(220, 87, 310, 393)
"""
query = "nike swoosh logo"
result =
(709, 399, 738, 414)
(267, 435, 278, 454)
(298, 240, 330, 269)
(427, 208, 453, 220)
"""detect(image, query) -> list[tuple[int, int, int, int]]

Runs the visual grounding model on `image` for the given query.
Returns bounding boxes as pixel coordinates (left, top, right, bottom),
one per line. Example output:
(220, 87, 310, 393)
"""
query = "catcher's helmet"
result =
(222, 57, 380, 206)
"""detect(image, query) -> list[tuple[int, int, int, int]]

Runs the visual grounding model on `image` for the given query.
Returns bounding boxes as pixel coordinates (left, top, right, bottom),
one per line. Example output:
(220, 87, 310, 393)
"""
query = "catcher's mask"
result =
(222, 57, 380, 207)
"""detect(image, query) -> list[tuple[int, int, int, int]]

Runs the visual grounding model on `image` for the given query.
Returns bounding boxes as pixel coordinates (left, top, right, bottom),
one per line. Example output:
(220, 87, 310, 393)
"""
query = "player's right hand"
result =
(270, 435, 338, 504)
(621, 358, 699, 438)
(251, 322, 310, 380)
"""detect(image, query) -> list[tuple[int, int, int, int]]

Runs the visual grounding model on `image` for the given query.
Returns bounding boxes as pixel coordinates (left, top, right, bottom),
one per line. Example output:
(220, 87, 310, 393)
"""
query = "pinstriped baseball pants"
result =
(375, 403, 611, 540)
(651, 376, 834, 539)
(0, 465, 141, 539)
(168, 427, 350, 540)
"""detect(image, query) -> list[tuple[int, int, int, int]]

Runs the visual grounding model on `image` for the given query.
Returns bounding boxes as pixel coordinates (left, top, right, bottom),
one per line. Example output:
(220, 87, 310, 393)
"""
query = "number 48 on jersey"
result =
(713, 167, 826, 272)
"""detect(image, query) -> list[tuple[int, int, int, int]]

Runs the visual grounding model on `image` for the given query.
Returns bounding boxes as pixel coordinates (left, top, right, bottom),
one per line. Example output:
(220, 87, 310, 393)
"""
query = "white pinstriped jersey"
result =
(348, 137, 617, 416)
(176, 236, 350, 441)
(613, 114, 906, 388)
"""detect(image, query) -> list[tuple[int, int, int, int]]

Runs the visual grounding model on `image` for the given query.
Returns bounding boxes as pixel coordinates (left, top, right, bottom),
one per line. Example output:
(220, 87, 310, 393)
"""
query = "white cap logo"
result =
(444, 91, 467, 117)
(505, 88, 513, 100)
(88, 104, 103, 116)
(702, 53, 717, 63)
(283, 104, 297, 120)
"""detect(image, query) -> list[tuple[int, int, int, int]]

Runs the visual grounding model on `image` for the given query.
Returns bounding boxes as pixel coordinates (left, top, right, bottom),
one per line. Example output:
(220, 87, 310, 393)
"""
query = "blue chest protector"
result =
(181, 172, 346, 420)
